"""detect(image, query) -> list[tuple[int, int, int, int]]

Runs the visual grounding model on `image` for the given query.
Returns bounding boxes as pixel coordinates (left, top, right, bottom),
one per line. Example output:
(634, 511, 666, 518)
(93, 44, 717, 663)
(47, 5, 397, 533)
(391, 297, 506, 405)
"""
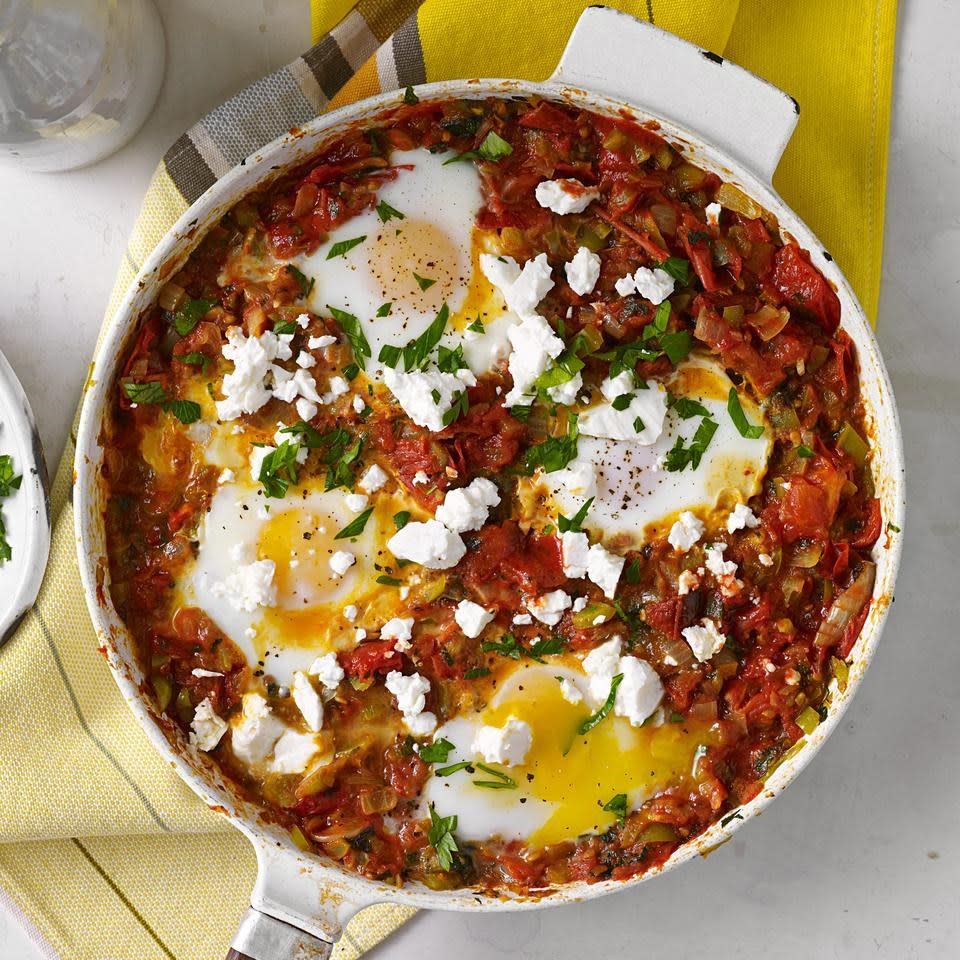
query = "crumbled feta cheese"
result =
(191, 668, 223, 679)
(704, 543, 738, 578)
(668, 511, 705, 552)
(270, 729, 321, 774)
(217, 468, 235, 485)
(249, 444, 274, 483)
(583, 636, 622, 706)
(308, 334, 336, 350)
(614, 266, 675, 304)
(352, 394, 366, 414)
(559, 678, 584, 704)
(231, 693, 285, 766)
(329, 550, 356, 576)
(546, 371, 583, 406)
(565, 245, 602, 295)
(579, 372, 668, 444)
(434, 477, 500, 533)
(405, 711, 438, 737)
(472, 716, 533, 765)
(586, 543, 624, 599)
(758, 552, 774, 567)
(479, 252, 555, 320)
(189, 697, 227, 751)
(527, 589, 572, 626)
(412, 470, 429, 485)
(512, 613, 533, 625)
(308, 652, 345, 690)
(355, 627, 367, 643)
(292, 671, 324, 731)
(614, 656, 665, 727)
(682, 618, 727, 662)
(342, 605, 358, 622)
(381, 617, 415, 651)
(358, 463, 388, 493)
(296, 313, 310, 329)
(727, 502, 760, 534)
(295, 398, 317, 421)
(677, 570, 700, 596)
(454, 599, 495, 638)
(572, 597, 588, 613)
(272, 368, 322, 410)
(344, 492, 369, 513)
(705, 202, 722, 227)
(216, 328, 294, 421)
(549, 457, 597, 500)
(322, 375, 349, 405)
(296, 350, 316, 369)
(534, 178, 600, 215)
(501, 313, 564, 406)
(561, 530, 590, 579)
(384, 671, 435, 735)
(388, 519, 466, 570)
(209, 559, 277, 612)
(384, 365, 477, 432)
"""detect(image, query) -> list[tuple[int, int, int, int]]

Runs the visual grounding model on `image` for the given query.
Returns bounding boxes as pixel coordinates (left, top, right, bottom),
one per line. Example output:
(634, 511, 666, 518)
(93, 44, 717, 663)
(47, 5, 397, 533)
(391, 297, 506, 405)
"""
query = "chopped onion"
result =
(716, 182, 764, 220)
(814, 562, 875, 648)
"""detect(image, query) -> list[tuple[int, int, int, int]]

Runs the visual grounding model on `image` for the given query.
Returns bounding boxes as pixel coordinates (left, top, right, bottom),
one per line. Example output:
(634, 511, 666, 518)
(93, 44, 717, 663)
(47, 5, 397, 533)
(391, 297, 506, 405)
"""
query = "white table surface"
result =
(1, 1, 957, 957)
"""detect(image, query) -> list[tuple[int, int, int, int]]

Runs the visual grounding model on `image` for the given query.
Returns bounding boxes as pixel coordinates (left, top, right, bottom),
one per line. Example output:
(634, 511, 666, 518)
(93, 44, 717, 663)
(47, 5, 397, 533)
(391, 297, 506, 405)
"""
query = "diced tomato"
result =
(517, 101, 579, 133)
(680, 212, 720, 292)
(771, 244, 840, 332)
(384, 749, 428, 800)
(339, 640, 404, 679)
(848, 497, 882, 549)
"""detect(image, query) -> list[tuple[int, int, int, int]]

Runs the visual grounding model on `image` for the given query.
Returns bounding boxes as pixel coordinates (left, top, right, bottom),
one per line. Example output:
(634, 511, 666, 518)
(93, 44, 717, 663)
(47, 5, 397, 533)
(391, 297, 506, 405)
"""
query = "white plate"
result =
(0, 348, 50, 646)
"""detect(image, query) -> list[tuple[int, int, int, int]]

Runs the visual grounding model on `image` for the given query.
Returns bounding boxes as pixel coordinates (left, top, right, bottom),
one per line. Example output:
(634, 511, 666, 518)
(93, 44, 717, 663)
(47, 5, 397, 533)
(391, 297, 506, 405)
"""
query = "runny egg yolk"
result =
(483, 667, 715, 848)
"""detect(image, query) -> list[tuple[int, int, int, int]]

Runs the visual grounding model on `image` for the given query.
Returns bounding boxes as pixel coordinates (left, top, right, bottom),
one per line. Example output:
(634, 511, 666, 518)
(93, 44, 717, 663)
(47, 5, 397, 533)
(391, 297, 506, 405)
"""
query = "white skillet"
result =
(73, 9, 906, 958)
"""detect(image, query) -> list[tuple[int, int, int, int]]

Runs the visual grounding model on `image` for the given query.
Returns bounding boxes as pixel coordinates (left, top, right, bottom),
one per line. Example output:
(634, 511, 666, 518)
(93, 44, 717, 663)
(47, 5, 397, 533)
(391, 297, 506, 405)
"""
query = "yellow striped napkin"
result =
(0, 1, 896, 957)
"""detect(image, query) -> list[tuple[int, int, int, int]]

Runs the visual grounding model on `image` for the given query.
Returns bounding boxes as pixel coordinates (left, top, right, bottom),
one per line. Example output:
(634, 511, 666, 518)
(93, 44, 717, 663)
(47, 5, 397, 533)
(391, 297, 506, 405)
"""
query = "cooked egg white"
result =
(423, 663, 714, 847)
(540, 355, 771, 548)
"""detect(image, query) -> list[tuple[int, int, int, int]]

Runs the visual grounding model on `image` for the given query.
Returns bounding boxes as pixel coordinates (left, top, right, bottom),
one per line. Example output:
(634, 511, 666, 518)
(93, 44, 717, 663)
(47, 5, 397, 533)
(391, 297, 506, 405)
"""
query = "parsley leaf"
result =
(285, 264, 314, 298)
(664, 417, 719, 472)
(464, 667, 490, 679)
(796, 444, 814, 458)
(324, 434, 364, 491)
(177, 351, 210, 374)
(172, 297, 214, 336)
(558, 496, 594, 534)
(428, 804, 459, 871)
(667, 394, 710, 419)
(393, 511, 411, 530)
(380, 303, 450, 372)
(418, 738, 455, 763)
(660, 330, 692, 364)
(326, 235, 366, 260)
(481, 633, 522, 660)
(467, 317, 485, 334)
(603, 792, 628, 824)
(727, 387, 765, 439)
(578, 673, 623, 735)
(376, 574, 401, 586)
(472, 762, 517, 790)
(376, 200, 405, 223)
(441, 389, 469, 428)
(436, 344, 467, 374)
(376, 302, 392, 317)
(165, 399, 202, 425)
(272, 318, 297, 336)
(334, 507, 373, 540)
(0, 454, 23, 564)
(611, 393, 634, 411)
(656, 256, 691, 285)
(258, 441, 302, 498)
(279, 421, 325, 447)
(327, 306, 371, 369)
(413, 272, 436, 291)
(443, 130, 513, 165)
(623, 556, 642, 584)
(403, 85, 419, 104)
(122, 382, 200, 424)
(526, 635, 566, 663)
(524, 412, 579, 474)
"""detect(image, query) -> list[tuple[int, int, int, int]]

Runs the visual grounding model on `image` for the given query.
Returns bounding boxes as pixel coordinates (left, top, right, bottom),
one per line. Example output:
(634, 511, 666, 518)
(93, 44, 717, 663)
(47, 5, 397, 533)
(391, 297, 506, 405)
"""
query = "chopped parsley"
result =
(664, 416, 719, 472)
(441, 389, 469, 428)
(464, 667, 491, 679)
(0, 454, 23, 564)
(413, 272, 436, 291)
(393, 511, 411, 530)
(611, 393, 634, 411)
(258, 440, 301, 498)
(122, 382, 201, 425)
(481, 633, 522, 660)
(334, 507, 373, 540)
(558, 496, 593, 534)
(467, 317, 485, 334)
(427, 804, 459, 871)
(524, 412, 580, 474)
(436, 344, 468, 374)
(177, 351, 210, 374)
(418, 738, 455, 763)
(379, 303, 449, 371)
(597, 299, 691, 374)
(796, 444, 815, 458)
(171, 297, 214, 336)
(272, 318, 297, 336)
(578, 674, 623, 735)
(376, 200, 405, 223)
(655, 256, 691, 285)
(325, 235, 366, 260)
(375, 302, 393, 317)
(667, 394, 710, 420)
(886, 521, 901, 534)
(285, 264, 314, 298)
(727, 387, 765, 439)
(326, 306, 371, 369)
(472, 763, 517, 790)
(403, 85, 419, 105)
(603, 793, 628, 824)
(444, 130, 513, 165)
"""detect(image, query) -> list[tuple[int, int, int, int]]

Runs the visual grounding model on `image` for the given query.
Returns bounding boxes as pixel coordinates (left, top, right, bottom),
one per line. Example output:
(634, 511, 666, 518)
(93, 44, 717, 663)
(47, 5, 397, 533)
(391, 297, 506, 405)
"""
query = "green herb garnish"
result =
(796, 444, 814, 458)
(419, 738, 455, 764)
(393, 511, 411, 530)
(413, 272, 436, 291)
(326, 235, 366, 260)
(472, 763, 517, 790)
(444, 130, 513, 165)
(427, 804, 458, 870)
(467, 317, 485, 334)
(524, 412, 580, 474)
(326, 306, 371, 369)
(122, 382, 200, 424)
(578, 673, 623, 735)
(172, 297, 214, 336)
(0, 454, 23, 564)
(334, 507, 373, 540)
(376, 200, 405, 223)
(441, 390, 469, 428)
(667, 394, 710, 419)
(285, 264, 314, 298)
(177, 351, 210, 374)
(558, 496, 593, 534)
(664, 417, 719, 472)
(403, 85, 419, 105)
(376, 302, 392, 317)
(727, 387, 765, 439)
(258, 441, 301, 498)
(656, 256, 691, 285)
(603, 793, 628, 824)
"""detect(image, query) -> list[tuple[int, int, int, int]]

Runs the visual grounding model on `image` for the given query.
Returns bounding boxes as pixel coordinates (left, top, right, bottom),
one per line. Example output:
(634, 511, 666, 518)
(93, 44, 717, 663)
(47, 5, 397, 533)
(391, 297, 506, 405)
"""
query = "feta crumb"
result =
(352, 394, 365, 414)
(705, 202, 722, 227)
(385, 671, 436, 736)
(342, 604, 358, 622)
(209, 559, 277, 612)
(512, 613, 533, 625)
(727, 502, 760, 534)
(249, 444, 274, 483)
(412, 470, 429, 485)
(383, 365, 477, 432)
(614, 656, 665, 727)
(534, 178, 600, 215)
(668, 511, 705, 552)
(471, 716, 533, 766)
(579, 372, 668, 444)
(296, 350, 316, 369)
(322, 375, 349, 404)
(454, 599, 495, 638)
(677, 570, 700, 596)
(387, 519, 466, 570)
(501, 312, 564, 406)
(435, 477, 500, 533)
(189, 698, 227, 751)
(559, 678, 583, 704)
(295, 398, 318, 422)
(565, 245, 602, 295)
(527, 589, 572, 626)
(479, 251, 555, 320)
(308, 334, 336, 350)
(704, 543, 738, 578)
(381, 617, 415, 651)
(572, 597, 588, 613)
(405, 711, 438, 737)
(329, 550, 356, 576)
(296, 313, 310, 329)
(355, 627, 367, 643)
(682, 618, 727, 662)
(231, 693, 285, 766)
(191, 668, 223, 679)
(546, 370, 583, 406)
(270, 729, 321, 774)
(344, 492, 369, 513)
(358, 464, 388, 493)
(292, 672, 324, 731)
(308, 652, 345, 690)
(758, 552, 774, 567)
(613, 266, 675, 304)
(549, 457, 597, 500)
(586, 543, 624, 599)
(216, 328, 294, 421)
(561, 530, 590, 579)
(583, 636, 623, 706)
(217, 468, 235, 485)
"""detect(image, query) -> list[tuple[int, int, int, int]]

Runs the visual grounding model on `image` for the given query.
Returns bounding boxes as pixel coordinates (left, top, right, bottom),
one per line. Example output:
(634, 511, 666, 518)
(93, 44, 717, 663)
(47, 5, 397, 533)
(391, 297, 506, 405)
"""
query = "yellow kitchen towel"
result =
(0, 1, 896, 957)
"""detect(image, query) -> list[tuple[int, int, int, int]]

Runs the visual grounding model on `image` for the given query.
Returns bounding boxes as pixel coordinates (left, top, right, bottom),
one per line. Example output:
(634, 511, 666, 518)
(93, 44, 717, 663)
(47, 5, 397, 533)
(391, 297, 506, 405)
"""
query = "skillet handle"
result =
(550, 6, 799, 184)
(227, 907, 334, 960)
